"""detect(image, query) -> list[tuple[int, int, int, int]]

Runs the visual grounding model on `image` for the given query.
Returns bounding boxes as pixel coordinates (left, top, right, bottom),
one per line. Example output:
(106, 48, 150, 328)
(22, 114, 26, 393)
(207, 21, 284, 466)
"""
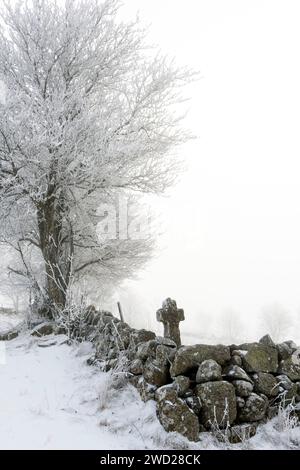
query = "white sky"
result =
(2, 1, 300, 339)
(119, 0, 300, 329)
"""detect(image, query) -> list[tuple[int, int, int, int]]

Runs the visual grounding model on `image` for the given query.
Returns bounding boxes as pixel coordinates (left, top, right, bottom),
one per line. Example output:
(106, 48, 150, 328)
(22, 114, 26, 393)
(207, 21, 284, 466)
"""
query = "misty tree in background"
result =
(218, 308, 245, 344)
(0, 0, 193, 316)
(260, 302, 293, 342)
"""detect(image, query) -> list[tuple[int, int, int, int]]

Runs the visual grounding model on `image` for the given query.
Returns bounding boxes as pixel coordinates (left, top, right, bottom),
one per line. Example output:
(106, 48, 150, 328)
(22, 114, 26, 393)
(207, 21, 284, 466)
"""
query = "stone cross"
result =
(156, 298, 185, 347)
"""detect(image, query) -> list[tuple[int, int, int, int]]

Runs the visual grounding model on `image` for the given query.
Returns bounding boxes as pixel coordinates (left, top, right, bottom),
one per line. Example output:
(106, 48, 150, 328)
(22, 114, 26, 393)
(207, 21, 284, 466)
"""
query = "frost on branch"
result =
(0, 0, 194, 315)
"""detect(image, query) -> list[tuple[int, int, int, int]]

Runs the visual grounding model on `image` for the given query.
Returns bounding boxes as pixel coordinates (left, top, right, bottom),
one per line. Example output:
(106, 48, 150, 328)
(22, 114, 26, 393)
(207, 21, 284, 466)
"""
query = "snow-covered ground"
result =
(0, 322, 300, 449)
(0, 312, 24, 334)
(0, 332, 191, 450)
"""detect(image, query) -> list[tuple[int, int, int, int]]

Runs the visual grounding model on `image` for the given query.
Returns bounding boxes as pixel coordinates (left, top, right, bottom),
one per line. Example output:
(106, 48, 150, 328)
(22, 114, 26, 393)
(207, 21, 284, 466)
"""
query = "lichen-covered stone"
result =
(223, 365, 253, 383)
(143, 358, 169, 387)
(129, 359, 143, 375)
(132, 376, 157, 402)
(285, 340, 298, 351)
(277, 342, 295, 361)
(115, 322, 132, 349)
(275, 375, 298, 403)
(242, 344, 278, 373)
(259, 334, 276, 348)
(278, 356, 300, 381)
(231, 355, 242, 366)
(130, 329, 156, 347)
(253, 372, 279, 397)
(170, 344, 230, 377)
(173, 375, 190, 396)
(136, 340, 158, 361)
(196, 381, 237, 429)
(268, 406, 279, 419)
(232, 349, 247, 358)
(232, 380, 253, 397)
(238, 393, 268, 422)
(196, 359, 222, 383)
(236, 397, 245, 408)
(185, 395, 202, 415)
(283, 384, 298, 403)
(156, 344, 176, 365)
(156, 386, 199, 441)
(156, 336, 177, 348)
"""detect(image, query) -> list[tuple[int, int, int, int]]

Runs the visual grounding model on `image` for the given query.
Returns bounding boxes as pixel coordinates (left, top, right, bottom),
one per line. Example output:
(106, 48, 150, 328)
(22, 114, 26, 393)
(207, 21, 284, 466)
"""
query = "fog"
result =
(1, 1, 300, 344)
(116, 0, 300, 342)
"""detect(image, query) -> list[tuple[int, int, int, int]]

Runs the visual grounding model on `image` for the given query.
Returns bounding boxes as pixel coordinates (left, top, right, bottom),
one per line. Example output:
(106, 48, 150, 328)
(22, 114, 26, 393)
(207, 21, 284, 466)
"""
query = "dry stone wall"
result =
(6, 298, 300, 444)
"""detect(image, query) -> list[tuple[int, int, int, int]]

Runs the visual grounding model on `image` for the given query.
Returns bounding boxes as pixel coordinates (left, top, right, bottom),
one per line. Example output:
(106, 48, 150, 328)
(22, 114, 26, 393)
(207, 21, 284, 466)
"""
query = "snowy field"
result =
(0, 321, 300, 449)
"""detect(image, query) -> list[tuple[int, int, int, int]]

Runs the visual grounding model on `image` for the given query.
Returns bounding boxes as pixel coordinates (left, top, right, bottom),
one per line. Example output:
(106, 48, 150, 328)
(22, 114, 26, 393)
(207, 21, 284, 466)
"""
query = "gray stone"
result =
(156, 386, 199, 441)
(283, 384, 298, 403)
(253, 372, 279, 397)
(156, 336, 177, 348)
(268, 406, 279, 419)
(143, 358, 169, 387)
(196, 381, 237, 429)
(285, 340, 298, 351)
(223, 365, 253, 383)
(294, 403, 300, 420)
(196, 359, 222, 383)
(277, 342, 294, 361)
(232, 349, 246, 358)
(55, 325, 67, 335)
(133, 376, 157, 402)
(278, 356, 300, 381)
(259, 334, 276, 348)
(37, 339, 57, 348)
(242, 344, 278, 373)
(129, 359, 143, 375)
(115, 323, 132, 349)
(156, 344, 176, 365)
(185, 395, 202, 415)
(275, 374, 294, 390)
(136, 340, 158, 361)
(236, 397, 245, 408)
(170, 344, 231, 377)
(275, 375, 298, 403)
(231, 355, 242, 366)
(31, 322, 55, 337)
(155, 384, 175, 401)
(100, 314, 115, 325)
(0, 330, 18, 341)
(130, 329, 156, 346)
(174, 375, 190, 396)
(232, 380, 254, 397)
(238, 393, 268, 422)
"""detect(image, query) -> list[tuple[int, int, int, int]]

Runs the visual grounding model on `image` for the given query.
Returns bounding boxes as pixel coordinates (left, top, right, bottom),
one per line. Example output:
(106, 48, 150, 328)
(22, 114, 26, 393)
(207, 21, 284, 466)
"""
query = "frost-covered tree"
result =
(0, 0, 193, 316)
(218, 308, 245, 343)
(260, 302, 293, 342)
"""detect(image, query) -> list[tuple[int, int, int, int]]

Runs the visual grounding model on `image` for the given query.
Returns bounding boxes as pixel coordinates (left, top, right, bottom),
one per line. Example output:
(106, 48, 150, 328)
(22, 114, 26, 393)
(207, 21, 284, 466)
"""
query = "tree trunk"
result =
(37, 195, 67, 317)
